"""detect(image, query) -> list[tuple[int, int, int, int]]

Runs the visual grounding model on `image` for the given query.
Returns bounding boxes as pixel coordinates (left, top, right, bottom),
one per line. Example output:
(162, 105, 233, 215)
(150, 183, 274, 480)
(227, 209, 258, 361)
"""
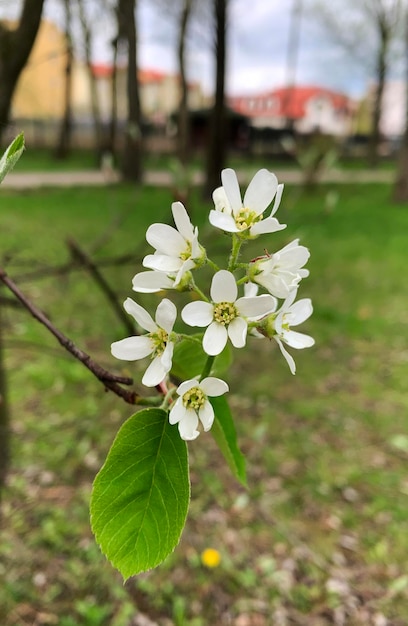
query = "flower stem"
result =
(200, 355, 215, 380)
(228, 234, 243, 272)
(190, 280, 209, 302)
(206, 257, 220, 272)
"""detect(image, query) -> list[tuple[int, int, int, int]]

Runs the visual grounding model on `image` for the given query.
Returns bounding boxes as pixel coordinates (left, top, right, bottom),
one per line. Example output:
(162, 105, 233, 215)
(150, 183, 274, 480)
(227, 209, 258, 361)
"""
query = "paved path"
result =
(0, 168, 395, 189)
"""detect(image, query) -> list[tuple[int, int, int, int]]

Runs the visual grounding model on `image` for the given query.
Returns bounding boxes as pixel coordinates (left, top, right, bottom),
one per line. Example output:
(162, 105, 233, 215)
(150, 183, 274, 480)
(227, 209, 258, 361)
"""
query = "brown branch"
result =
(10, 252, 138, 283)
(0, 267, 139, 405)
(66, 238, 134, 336)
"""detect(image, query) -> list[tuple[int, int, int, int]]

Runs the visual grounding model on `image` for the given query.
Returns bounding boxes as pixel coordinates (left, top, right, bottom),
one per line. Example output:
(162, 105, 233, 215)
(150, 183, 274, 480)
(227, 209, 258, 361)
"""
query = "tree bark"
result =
(0, 0, 45, 145)
(54, 0, 73, 159)
(177, 0, 192, 166)
(393, 8, 408, 202)
(77, 0, 103, 161)
(118, 0, 143, 182)
(204, 0, 228, 198)
(367, 19, 388, 168)
(0, 300, 10, 511)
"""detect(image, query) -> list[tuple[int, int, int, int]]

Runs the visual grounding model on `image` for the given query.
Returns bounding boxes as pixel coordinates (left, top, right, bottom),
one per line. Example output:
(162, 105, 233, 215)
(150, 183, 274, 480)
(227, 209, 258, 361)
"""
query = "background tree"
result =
(54, 0, 74, 159)
(0, 0, 45, 145)
(117, 0, 143, 182)
(393, 7, 408, 201)
(311, 0, 404, 167)
(204, 0, 228, 197)
(177, 0, 193, 166)
(76, 0, 104, 161)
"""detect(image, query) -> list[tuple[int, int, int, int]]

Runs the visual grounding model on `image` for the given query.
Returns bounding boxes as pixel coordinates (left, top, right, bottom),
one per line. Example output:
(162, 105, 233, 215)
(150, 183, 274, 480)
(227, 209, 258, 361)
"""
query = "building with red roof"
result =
(229, 85, 355, 136)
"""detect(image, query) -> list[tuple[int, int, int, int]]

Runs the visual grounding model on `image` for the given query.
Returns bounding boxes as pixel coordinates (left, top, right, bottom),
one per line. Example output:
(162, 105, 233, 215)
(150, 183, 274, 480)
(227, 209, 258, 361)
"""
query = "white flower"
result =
(272, 290, 314, 375)
(142, 201, 205, 286)
(111, 297, 177, 387)
(169, 377, 229, 440)
(181, 269, 276, 356)
(132, 270, 177, 293)
(248, 239, 310, 298)
(209, 168, 286, 237)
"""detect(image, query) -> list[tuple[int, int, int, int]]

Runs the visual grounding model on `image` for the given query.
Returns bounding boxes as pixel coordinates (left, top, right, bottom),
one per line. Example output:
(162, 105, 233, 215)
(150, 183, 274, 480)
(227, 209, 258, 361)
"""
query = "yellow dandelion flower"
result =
(201, 548, 221, 568)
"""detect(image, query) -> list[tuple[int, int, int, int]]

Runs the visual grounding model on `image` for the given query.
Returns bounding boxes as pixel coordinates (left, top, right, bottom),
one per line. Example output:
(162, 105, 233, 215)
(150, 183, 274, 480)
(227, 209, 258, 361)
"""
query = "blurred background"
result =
(1, 1, 408, 625)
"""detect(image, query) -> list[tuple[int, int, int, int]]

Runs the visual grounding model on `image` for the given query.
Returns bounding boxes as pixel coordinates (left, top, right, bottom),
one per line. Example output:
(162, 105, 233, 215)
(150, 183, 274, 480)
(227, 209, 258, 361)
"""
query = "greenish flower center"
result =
(180, 241, 192, 261)
(149, 328, 168, 356)
(182, 386, 206, 410)
(213, 302, 237, 326)
(235, 207, 262, 231)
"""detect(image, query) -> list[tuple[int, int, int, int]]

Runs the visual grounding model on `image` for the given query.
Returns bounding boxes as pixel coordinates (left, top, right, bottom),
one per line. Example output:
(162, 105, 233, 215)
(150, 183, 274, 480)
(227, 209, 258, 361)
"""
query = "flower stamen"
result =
(235, 208, 262, 231)
(150, 328, 168, 355)
(213, 302, 237, 325)
(182, 386, 206, 410)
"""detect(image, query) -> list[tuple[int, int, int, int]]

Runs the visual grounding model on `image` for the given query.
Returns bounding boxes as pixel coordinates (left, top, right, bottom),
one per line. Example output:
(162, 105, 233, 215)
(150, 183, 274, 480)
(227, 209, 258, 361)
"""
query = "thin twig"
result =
(0, 267, 139, 405)
(66, 238, 134, 336)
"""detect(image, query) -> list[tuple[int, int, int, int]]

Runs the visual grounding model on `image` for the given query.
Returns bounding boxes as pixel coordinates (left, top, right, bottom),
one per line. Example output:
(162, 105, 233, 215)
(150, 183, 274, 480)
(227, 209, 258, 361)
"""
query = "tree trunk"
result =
(0, 301, 10, 511)
(108, 36, 119, 158)
(54, 0, 73, 159)
(367, 21, 388, 168)
(393, 9, 408, 202)
(177, 0, 192, 166)
(118, 0, 142, 182)
(0, 0, 45, 145)
(204, 0, 228, 198)
(77, 0, 103, 161)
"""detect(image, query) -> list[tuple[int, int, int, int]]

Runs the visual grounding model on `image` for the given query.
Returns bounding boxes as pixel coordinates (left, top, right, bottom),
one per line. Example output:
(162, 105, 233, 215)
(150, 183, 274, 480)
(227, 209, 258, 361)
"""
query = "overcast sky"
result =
(1, 0, 376, 98)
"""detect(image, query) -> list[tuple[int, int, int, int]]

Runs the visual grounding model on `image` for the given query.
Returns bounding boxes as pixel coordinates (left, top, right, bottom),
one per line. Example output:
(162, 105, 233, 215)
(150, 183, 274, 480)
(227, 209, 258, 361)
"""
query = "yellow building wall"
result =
(11, 19, 67, 119)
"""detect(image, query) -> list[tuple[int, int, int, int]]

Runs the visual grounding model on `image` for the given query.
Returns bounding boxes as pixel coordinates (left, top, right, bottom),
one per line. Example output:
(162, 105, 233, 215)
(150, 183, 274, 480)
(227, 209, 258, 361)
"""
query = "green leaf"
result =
(210, 396, 247, 486)
(0, 133, 25, 184)
(90, 408, 190, 579)
(171, 336, 231, 381)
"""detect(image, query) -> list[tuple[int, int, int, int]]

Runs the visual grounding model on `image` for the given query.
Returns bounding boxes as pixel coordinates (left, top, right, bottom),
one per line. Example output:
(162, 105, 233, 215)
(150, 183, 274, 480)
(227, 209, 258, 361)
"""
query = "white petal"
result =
(182, 301, 213, 327)
(211, 270, 237, 303)
(275, 336, 296, 375)
(236, 294, 276, 318)
(146, 223, 186, 256)
(250, 217, 287, 236)
(174, 258, 195, 286)
(111, 336, 153, 361)
(132, 271, 175, 293)
(200, 377, 229, 396)
(172, 201, 194, 240)
(243, 169, 278, 216)
(212, 186, 232, 214)
(123, 298, 156, 332)
(244, 282, 259, 297)
(270, 183, 284, 216)
(155, 298, 177, 332)
(255, 273, 292, 299)
(279, 243, 310, 269)
(178, 409, 200, 441)
(203, 321, 228, 355)
(198, 401, 214, 431)
(142, 354, 167, 387)
(169, 398, 185, 424)
(221, 168, 242, 213)
(288, 299, 313, 326)
(283, 330, 315, 349)
(177, 378, 199, 396)
(228, 316, 247, 348)
(160, 341, 174, 372)
(143, 253, 183, 273)
(281, 289, 298, 311)
(209, 209, 239, 233)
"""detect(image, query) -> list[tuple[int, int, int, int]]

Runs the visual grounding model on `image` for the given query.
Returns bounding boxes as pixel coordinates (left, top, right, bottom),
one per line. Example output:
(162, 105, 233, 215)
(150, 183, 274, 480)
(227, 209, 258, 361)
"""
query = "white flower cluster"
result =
(111, 168, 314, 440)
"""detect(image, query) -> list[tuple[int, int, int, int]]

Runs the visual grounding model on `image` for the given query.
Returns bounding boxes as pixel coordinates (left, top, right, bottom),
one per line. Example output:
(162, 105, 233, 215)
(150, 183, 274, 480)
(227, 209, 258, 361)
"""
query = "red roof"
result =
(91, 64, 168, 83)
(229, 86, 351, 119)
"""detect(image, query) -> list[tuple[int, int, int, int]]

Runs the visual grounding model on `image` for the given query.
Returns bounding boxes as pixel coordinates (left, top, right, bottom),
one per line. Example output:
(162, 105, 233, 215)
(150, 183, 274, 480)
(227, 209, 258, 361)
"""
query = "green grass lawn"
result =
(1, 179, 408, 625)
